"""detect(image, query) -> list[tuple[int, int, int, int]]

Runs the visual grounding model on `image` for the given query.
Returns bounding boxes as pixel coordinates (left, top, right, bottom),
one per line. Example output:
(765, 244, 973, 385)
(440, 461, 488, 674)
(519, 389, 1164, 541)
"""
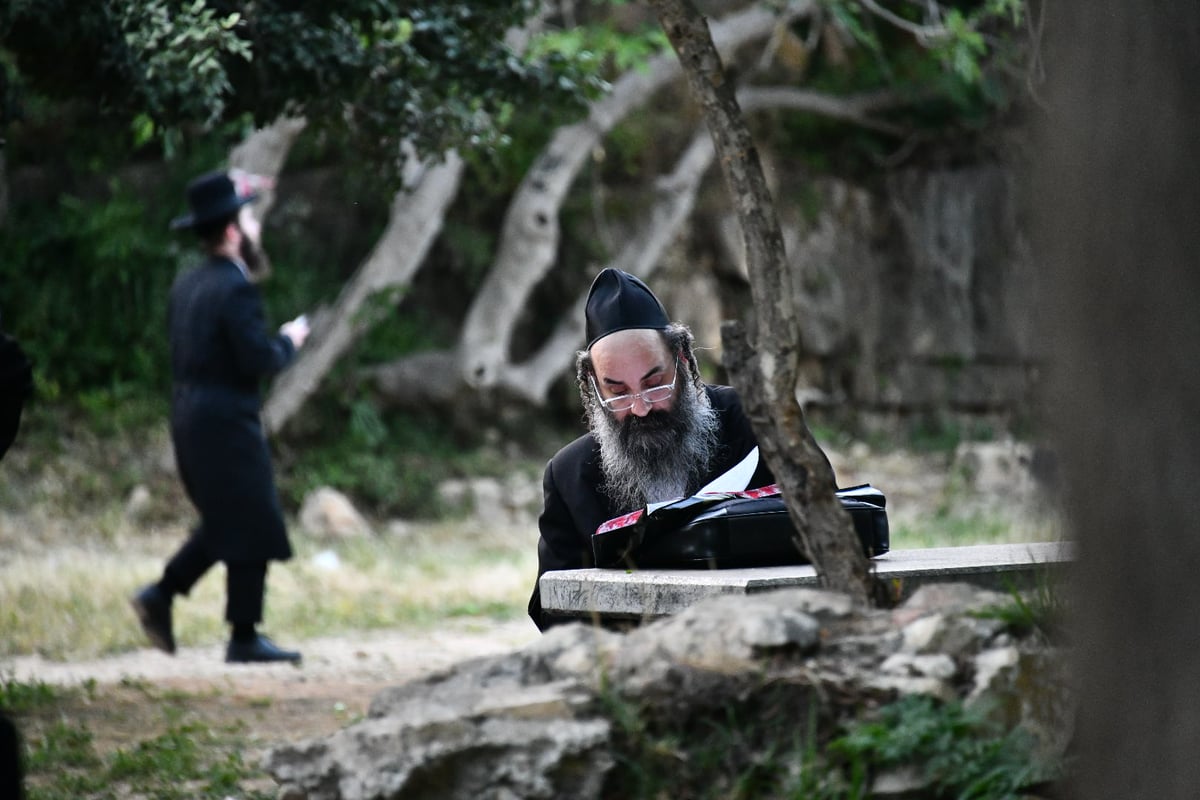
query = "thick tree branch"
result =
(371, 82, 913, 408)
(457, 1, 819, 391)
(229, 116, 308, 221)
(738, 86, 910, 136)
(263, 153, 465, 434)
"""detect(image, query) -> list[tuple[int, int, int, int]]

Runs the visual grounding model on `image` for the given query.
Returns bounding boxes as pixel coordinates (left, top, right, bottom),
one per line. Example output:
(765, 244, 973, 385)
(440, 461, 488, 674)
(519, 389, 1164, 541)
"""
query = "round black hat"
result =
(584, 268, 670, 349)
(169, 170, 258, 231)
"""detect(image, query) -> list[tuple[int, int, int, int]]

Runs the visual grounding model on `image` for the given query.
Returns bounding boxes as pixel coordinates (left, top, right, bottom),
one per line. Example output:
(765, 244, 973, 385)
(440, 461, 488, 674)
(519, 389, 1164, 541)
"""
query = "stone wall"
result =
(664, 163, 1041, 433)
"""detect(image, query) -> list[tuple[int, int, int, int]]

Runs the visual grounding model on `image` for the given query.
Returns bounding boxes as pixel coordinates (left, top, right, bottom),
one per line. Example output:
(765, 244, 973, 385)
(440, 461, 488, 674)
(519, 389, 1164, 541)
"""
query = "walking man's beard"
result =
(589, 382, 720, 512)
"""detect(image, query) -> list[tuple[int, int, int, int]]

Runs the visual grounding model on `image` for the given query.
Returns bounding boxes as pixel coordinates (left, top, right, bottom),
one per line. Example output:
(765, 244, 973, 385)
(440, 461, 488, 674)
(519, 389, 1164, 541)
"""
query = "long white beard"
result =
(589, 384, 720, 511)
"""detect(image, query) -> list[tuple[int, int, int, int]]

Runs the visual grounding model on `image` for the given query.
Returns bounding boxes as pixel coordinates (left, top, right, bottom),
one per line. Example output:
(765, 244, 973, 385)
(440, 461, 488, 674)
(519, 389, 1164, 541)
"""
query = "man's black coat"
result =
(0, 326, 32, 460)
(528, 384, 776, 630)
(168, 257, 295, 564)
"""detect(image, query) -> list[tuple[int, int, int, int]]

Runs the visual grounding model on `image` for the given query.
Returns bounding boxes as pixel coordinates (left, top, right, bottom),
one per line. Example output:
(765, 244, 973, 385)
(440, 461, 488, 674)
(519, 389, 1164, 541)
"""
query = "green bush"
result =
(820, 694, 1056, 799)
(2, 180, 181, 398)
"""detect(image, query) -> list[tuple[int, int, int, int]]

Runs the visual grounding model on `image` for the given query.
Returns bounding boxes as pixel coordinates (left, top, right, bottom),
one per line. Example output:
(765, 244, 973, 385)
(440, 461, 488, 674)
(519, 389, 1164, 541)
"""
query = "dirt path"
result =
(5, 618, 541, 749)
(6, 617, 538, 691)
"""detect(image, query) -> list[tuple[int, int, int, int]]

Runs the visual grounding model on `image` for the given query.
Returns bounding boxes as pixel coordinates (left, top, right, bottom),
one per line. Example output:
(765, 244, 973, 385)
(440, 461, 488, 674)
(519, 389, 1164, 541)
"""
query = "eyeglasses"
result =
(590, 359, 680, 413)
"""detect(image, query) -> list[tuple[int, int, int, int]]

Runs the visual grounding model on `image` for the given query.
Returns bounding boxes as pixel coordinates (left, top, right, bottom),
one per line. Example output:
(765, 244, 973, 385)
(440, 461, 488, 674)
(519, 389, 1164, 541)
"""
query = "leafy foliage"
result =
(1, 179, 182, 400)
(531, 14, 668, 74)
(747, 0, 1030, 176)
(1, 1, 602, 173)
(0, 0, 1041, 526)
(117, 0, 252, 139)
(822, 694, 1055, 799)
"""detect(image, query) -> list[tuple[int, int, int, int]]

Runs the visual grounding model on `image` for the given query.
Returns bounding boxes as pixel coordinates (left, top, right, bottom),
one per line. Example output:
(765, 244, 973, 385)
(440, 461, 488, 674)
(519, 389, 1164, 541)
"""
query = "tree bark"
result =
(649, 0, 873, 605)
(1035, 3, 1200, 797)
(226, 117, 308, 281)
(374, 124, 717, 407)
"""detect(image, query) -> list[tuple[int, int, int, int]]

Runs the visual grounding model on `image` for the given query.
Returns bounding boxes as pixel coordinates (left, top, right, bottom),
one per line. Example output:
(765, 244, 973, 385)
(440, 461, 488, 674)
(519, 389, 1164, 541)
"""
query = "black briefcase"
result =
(592, 484, 888, 569)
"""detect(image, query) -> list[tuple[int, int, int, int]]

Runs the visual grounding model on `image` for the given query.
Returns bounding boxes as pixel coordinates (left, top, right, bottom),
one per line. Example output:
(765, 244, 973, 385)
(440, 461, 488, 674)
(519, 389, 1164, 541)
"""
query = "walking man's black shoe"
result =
(225, 635, 302, 664)
(130, 584, 176, 654)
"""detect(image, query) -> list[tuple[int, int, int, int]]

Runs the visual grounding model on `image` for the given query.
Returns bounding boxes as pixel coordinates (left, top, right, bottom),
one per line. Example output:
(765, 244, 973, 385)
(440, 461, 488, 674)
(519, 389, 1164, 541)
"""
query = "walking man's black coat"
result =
(168, 257, 295, 564)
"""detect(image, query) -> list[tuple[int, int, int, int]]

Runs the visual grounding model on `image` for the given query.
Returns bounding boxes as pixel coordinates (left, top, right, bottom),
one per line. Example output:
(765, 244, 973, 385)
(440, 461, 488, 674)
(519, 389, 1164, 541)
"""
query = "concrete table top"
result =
(539, 541, 1073, 620)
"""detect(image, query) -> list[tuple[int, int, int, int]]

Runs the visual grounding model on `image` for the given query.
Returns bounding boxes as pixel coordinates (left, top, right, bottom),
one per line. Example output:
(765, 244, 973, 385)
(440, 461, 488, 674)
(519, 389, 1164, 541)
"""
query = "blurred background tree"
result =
(0, 1, 1037, 520)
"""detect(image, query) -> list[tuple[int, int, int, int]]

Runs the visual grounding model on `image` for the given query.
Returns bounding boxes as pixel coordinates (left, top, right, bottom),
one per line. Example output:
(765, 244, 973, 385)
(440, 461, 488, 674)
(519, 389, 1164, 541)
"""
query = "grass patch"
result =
(0, 520, 537, 660)
(266, 524, 536, 637)
(0, 675, 60, 713)
(0, 404, 1056, 660)
(14, 684, 278, 800)
(0, 543, 197, 659)
(972, 571, 1067, 641)
(0, 481, 1057, 660)
(891, 507, 1060, 550)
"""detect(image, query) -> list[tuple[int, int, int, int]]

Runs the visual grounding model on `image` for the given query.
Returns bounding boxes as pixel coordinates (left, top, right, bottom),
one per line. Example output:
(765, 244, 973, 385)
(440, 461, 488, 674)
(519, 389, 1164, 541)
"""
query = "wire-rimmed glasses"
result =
(590, 359, 679, 412)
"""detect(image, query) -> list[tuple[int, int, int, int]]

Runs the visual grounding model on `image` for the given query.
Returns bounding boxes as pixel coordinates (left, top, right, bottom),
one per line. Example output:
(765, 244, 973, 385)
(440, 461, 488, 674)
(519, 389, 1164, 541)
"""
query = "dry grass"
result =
(0, 502, 537, 661)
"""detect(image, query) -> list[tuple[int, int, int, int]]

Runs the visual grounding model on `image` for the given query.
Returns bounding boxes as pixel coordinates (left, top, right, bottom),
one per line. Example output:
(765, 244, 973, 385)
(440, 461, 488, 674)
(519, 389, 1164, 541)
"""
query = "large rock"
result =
(264, 584, 1070, 799)
(269, 624, 622, 800)
(299, 487, 373, 539)
(268, 685, 612, 800)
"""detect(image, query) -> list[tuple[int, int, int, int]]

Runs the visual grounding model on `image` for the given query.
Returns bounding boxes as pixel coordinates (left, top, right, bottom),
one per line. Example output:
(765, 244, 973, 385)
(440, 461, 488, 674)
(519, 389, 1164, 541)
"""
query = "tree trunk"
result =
(230, 116, 308, 221)
(263, 153, 465, 434)
(225, 117, 308, 281)
(1035, 3, 1200, 797)
(649, 0, 873, 605)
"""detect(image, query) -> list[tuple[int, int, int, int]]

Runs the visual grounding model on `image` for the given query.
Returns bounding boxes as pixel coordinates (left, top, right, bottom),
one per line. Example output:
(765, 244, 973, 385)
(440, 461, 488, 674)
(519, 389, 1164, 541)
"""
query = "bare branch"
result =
(858, 0, 949, 44)
(739, 86, 911, 136)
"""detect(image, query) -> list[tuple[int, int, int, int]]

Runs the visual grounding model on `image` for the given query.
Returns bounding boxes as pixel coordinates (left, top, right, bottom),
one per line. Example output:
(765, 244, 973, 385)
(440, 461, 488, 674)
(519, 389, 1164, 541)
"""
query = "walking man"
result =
(132, 169, 309, 663)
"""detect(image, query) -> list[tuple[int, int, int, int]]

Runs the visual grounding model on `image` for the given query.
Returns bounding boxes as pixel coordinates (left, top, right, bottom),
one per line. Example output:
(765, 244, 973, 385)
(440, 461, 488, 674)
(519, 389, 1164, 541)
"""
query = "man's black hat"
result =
(585, 268, 670, 349)
(170, 170, 258, 231)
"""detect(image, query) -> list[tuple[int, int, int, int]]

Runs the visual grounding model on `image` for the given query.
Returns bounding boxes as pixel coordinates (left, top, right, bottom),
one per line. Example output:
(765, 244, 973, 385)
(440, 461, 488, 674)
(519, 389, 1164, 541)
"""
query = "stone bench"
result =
(539, 541, 1073, 624)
